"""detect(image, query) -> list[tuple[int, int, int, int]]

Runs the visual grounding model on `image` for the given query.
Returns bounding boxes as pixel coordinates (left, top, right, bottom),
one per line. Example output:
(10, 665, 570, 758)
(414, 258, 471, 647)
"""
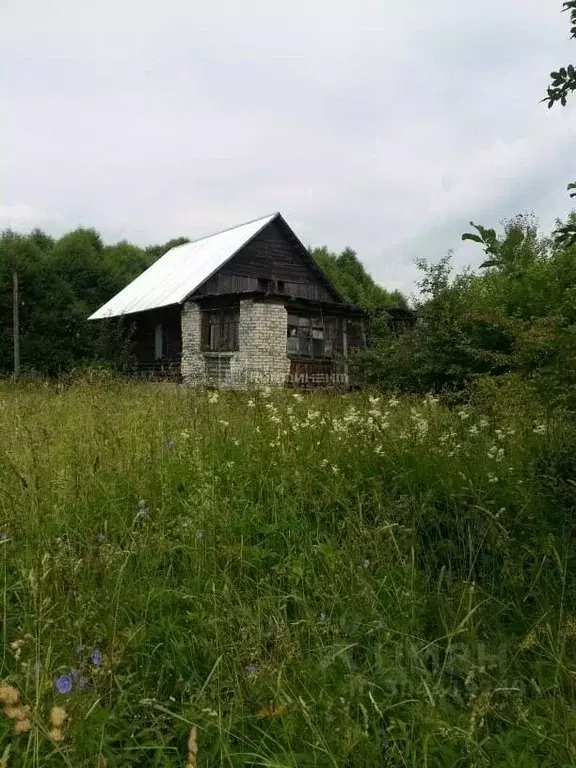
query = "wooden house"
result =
(89, 213, 367, 388)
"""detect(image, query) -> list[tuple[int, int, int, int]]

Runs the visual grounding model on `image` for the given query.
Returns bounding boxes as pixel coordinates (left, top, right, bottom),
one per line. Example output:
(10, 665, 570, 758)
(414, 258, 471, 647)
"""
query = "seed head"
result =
(50, 706, 67, 728)
(0, 685, 19, 706)
(4, 706, 27, 720)
(49, 727, 63, 743)
(187, 725, 198, 766)
(13, 719, 31, 735)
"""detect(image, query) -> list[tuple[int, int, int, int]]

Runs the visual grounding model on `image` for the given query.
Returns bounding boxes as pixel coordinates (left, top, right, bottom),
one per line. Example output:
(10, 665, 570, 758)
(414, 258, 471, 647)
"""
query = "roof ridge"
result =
(178, 211, 279, 249)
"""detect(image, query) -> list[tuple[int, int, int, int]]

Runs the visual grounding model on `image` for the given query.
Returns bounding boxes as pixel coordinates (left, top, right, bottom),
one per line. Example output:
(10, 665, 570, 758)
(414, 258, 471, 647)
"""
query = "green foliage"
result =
(0, 383, 573, 766)
(0, 229, 188, 376)
(310, 245, 407, 309)
(353, 214, 576, 407)
(544, 2, 576, 244)
(1, 229, 400, 377)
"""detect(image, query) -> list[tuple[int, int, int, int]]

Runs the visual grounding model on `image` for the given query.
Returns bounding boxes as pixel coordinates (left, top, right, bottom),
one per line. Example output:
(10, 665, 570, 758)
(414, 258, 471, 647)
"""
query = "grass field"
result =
(0, 378, 574, 767)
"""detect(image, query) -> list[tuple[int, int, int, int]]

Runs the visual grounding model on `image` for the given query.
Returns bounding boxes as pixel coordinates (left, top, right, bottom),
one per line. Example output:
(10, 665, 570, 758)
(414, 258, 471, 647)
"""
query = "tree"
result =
(545, 1, 576, 245)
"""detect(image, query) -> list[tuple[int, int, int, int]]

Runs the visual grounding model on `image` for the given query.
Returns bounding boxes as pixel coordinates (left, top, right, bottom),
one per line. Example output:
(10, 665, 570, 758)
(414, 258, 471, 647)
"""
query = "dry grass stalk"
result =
(186, 725, 198, 768)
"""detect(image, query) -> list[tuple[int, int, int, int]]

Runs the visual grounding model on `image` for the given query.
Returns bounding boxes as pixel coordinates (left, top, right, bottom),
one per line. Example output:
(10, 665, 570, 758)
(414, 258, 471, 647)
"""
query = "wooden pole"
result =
(342, 318, 349, 388)
(12, 271, 20, 380)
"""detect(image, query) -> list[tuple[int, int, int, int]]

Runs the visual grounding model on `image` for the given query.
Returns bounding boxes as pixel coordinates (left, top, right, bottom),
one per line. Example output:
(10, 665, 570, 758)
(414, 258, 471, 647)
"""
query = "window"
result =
(154, 323, 163, 360)
(287, 315, 331, 358)
(201, 307, 239, 352)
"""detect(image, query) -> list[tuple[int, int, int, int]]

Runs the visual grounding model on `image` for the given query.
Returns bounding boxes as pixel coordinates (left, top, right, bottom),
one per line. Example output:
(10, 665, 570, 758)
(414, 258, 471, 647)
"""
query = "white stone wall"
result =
(180, 301, 206, 386)
(231, 299, 291, 388)
(180, 298, 290, 389)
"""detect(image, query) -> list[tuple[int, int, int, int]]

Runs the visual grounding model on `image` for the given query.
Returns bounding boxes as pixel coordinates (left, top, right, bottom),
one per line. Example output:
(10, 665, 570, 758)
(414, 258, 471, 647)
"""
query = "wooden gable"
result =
(191, 216, 342, 304)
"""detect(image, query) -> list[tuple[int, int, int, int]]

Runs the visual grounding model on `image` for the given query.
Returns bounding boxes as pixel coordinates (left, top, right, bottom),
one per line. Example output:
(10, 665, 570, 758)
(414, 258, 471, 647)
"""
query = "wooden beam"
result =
(12, 271, 20, 380)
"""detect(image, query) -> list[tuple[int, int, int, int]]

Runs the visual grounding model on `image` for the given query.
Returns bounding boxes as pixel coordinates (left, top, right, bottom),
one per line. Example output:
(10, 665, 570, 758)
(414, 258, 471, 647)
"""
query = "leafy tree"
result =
(310, 245, 407, 309)
(354, 214, 576, 406)
(1, 228, 402, 376)
(544, 1, 576, 244)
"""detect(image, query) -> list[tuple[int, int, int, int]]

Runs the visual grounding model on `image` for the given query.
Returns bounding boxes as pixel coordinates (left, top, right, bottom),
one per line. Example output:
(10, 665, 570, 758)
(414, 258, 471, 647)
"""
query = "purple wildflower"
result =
(56, 674, 73, 695)
(78, 676, 89, 691)
(91, 649, 102, 667)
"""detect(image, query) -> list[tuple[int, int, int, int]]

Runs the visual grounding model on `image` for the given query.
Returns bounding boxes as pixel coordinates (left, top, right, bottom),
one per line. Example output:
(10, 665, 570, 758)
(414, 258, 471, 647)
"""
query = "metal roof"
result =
(88, 212, 278, 320)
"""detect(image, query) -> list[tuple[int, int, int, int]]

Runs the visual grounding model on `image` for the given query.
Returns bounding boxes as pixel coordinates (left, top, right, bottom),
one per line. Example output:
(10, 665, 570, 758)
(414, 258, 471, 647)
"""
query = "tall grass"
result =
(0, 379, 574, 766)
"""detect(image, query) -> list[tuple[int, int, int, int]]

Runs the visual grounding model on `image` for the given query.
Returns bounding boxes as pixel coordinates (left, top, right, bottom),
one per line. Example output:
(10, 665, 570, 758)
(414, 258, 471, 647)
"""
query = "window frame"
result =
(287, 314, 335, 359)
(201, 306, 240, 352)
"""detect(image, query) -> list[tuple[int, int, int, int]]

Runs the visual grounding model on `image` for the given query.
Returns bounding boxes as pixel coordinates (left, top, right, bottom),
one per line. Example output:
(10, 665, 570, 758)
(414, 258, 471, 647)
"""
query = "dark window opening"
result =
(287, 315, 337, 359)
(201, 307, 239, 352)
(257, 278, 269, 292)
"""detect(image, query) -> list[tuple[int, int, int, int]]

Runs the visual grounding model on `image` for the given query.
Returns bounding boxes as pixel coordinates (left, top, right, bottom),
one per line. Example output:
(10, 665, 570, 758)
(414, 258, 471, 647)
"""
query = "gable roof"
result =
(89, 213, 276, 319)
(89, 212, 344, 319)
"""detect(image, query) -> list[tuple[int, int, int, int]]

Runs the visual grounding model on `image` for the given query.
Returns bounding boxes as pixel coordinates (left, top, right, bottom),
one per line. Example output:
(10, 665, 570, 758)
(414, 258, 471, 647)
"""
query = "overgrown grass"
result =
(0, 379, 574, 766)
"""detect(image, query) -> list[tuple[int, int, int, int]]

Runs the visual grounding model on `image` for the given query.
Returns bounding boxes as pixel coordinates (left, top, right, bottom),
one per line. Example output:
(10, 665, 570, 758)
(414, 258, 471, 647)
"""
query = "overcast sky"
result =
(2, 0, 576, 298)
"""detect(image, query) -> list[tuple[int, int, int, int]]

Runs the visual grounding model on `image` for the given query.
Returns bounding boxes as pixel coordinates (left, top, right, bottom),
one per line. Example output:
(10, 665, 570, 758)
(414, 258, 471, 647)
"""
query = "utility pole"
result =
(12, 270, 20, 380)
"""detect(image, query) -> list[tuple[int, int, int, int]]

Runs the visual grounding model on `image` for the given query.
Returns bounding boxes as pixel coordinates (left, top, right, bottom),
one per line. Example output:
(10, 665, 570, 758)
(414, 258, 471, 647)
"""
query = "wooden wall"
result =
(192, 218, 339, 303)
(128, 306, 181, 377)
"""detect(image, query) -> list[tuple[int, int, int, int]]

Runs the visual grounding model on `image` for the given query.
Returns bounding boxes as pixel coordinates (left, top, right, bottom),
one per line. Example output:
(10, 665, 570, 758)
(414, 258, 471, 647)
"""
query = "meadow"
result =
(0, 377, 574, 767)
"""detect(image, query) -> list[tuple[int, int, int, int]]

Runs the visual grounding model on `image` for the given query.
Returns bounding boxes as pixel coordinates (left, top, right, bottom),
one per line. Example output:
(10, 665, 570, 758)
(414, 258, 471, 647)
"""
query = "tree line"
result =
(0, 227, 405, 376)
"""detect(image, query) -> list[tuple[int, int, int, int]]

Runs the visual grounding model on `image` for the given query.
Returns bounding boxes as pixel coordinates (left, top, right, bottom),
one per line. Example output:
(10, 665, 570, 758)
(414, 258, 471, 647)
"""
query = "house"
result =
(89, 212, 367, 388)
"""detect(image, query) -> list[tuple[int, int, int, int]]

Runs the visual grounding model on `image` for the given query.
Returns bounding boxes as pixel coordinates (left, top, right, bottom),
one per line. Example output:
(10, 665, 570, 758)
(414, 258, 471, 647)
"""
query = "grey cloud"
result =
(2, 0, 576, 296)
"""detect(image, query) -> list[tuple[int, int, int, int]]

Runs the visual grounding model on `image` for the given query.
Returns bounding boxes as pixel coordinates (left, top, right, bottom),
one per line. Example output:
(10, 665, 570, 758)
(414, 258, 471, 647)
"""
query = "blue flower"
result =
(56, 674, 73, 695)
(91, 649, 102, 667)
